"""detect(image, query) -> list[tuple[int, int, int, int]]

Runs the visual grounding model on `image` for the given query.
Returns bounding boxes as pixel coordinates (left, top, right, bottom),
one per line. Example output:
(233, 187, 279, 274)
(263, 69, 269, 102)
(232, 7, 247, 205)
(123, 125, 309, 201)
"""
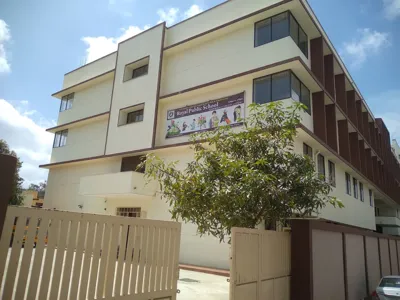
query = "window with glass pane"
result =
(291, 73, 301, 101)
(132, 65, 148, 79)
(53, 130, 68, 148)
(272, 71, 290, 101)
(353, 178, 358, 199)
(317, 154, 325, 179)
(271, 13, 289, 41)
(300, 83, 311, 115)
(254, 76, 272, 104)
(369, 189, 373, 207)
(289, 14, 299, 45)
(303, 143, 312, 157)
(60, 93, 74, 111)
(359, 182, 364, 202)
(59, 130, 68, 147)
(328, 160, 336, 187)
(299, 27, 308, 57)
(345, 173, 351, 195)
(53, 132, 61, 148)
(127, 109, 144, 124)
(255, 19, 272, 47)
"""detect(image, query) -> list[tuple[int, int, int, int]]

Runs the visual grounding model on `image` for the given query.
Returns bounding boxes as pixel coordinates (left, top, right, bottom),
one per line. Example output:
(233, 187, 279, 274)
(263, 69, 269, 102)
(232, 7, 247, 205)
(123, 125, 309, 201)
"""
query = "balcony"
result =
(79, 171, 157, 198)
(375, 216, 400, 228)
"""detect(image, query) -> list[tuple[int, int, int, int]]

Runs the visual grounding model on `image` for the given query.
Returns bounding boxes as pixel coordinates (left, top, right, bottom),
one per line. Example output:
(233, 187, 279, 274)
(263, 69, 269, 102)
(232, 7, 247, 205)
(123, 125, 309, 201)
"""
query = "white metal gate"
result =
(229, 228, 291, 300)
(0, 206, 181, 300)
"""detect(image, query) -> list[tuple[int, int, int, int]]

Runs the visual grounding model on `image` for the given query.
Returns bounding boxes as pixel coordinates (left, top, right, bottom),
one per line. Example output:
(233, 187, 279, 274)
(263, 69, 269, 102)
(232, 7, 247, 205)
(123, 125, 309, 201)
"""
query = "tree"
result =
(0, 139, 24, 205)
(143, 102, 343, 242)
(28, 181, 47, 198)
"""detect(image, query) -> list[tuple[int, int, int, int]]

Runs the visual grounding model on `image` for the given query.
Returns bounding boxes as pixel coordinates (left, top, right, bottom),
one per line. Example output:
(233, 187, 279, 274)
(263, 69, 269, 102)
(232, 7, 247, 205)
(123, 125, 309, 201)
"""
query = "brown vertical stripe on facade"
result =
(369, 122, 376, 150)
(372, 157, 378, 185)
(338, 120, 351, 162)
(325, 104, 338, 152)
(335, 74, 346, 113)
(359, 140, 366, 175)
(349, 132, 361, 170)
(355, 100, 363, 134)
(324, 54, 335, 98)
(363, 112, 370, 142)
(365, 149, 373, 180)
(346, 90, 357, 126)
(312, 91, 327, 143)
(310, 37, 324, 84)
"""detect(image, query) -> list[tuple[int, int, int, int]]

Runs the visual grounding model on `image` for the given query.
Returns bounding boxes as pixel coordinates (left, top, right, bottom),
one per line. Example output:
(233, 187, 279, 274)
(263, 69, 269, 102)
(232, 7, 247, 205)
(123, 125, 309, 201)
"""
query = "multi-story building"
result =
(41, 0, 400, 269)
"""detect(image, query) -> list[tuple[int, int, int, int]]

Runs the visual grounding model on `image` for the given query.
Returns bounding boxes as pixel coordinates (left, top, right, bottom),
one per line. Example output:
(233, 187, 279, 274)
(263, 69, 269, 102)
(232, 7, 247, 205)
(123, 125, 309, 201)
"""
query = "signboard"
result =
(165, 92, 245, 139)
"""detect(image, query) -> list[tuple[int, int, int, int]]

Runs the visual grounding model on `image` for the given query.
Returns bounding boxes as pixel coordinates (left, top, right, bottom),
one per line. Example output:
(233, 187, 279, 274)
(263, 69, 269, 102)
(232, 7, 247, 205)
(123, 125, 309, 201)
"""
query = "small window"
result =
(291, 73, 301, 102)
(299, 27, 308, 57)
(289, 14, 299, 45)
(328, 160, 336, 187)
(254, 19, 272, 47)
(359, 182, 364, 202)
(300, 83, 311, 115)
(53, 130, 68, 148)
(317, 154, 325, 180)
(123, 56, 149, 82)
(272, 71, 291, 101)
(60, 93, 74, 112)
(375, 207, 380, 216)
(303, 143, 313, 157)
(116, 207, 141, 218)
(369, 189, 374, 207)
(132, 65, 148, 79)
(271, 12, 289, 41)
(253, 76, 271, 104)
(345, 173, 351, 195)
(121, 155, 145, 173)
(353, 178, 358, 199)
(127, 109, 144, 124)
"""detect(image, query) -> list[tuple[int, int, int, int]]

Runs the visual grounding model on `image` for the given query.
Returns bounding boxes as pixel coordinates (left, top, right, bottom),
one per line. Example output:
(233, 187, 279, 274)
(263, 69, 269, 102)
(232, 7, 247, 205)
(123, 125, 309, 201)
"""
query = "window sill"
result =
(117, 120, 144, 127)
(53, 145, 67, 149)
(122, 73, 148, 83)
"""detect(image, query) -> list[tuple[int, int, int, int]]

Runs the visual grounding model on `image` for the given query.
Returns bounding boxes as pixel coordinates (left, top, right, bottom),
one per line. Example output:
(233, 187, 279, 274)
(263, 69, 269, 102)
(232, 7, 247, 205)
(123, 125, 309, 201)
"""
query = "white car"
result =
(372, 276, 400, 299)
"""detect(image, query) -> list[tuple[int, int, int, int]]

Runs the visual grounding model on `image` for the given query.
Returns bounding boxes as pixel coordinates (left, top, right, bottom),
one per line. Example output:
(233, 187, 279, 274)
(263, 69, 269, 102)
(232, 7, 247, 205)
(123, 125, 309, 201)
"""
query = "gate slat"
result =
(105, 223, 120, 297)
(2, 214, 27, 299)
(79, 221, 96, 300)
(150, 227, 160, 292)
(171, 227, 181, 293)
(38, 218, 61, 300)
(122, 224, 135, 296)
(26, 216, 50, 300)
(160, 227, 171, 291)
(49, 219, 70, 300)
(70, 219, 88, 299)
(156, 227, 165, 291)
(0, 211, 17, 290)
(97, 222, 112, 299)
(14, 214, 39, 300)
(127, 225, 140, 295)
(137, 225, 149, 294)
(143, 226, 155, 293)
(114, 223, 128, 297)
(59, 220, 79, 300)
(88, 222, 103, 300)
(167, 228, 177, 290)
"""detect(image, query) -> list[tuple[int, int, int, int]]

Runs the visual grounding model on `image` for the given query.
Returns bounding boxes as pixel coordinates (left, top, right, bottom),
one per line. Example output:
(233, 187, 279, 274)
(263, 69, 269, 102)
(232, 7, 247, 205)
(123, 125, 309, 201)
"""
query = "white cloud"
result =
(0, 19, 11, 73)
(82, 25, 150, 63)
(157, 8, 180, 26)
(184, 4, 204, 19)
(0, 99, 53, 187)
(342, 28, 390, 68)
(383, 0, 400, 20)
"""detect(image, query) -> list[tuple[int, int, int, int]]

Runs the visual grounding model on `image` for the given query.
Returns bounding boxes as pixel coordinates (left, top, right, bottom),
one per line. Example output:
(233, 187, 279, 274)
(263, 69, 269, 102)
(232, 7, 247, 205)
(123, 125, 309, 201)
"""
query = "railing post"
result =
(0, 154, 17, 240)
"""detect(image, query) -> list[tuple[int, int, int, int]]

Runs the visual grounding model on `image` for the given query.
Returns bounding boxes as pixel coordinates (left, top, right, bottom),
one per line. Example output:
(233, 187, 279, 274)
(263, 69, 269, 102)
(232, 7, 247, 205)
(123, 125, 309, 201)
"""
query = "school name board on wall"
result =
(165, 92, 245, 139)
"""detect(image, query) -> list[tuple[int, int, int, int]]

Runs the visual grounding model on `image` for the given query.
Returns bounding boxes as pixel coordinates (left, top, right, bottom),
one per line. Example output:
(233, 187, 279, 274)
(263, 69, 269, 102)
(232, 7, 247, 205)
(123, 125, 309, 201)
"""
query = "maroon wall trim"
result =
(359, 140, 366, 175)
(365, 149, 373, 180)
(349, 132, 361, 170)
(312, 91, 327, 143)
(335, 74, 346, 113)
(325, 104, 338, 152)
(356, 100, 363, 135)
(338, 120, 351, 162)
(324, 54, 335, 98)
(346, 91, 357, 126)
(363, 112, 370, 142)
(310, 37, 324, 85)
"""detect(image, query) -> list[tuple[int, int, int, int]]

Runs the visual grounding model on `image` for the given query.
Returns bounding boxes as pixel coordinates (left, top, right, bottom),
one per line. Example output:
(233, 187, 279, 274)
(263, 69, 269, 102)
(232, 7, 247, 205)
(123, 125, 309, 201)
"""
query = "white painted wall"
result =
(162, 35, 308, 96)
(105, 24, 164, 154)
(58, 79, 113, 125)
(165, 0, 282, 47)
(50, 119, 108, 163)
(62, 52, 116, 89)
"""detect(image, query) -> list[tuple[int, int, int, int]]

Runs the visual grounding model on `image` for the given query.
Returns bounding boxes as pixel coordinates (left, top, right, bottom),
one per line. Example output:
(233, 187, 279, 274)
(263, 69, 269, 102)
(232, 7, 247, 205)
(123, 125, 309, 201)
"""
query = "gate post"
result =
(0, 154, 17, 240)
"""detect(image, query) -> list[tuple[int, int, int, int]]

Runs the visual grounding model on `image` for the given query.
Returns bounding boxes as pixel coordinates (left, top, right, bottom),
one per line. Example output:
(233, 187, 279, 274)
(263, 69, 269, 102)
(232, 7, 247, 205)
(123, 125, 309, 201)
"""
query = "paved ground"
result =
(177, 269, 229, 300)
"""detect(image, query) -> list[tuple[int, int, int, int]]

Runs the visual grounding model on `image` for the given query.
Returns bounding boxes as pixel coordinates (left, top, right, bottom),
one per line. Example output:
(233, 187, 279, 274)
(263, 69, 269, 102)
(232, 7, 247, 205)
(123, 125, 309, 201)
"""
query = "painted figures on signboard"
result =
(209, 111, 219, 128)
(220, 110, 231, 125)
(234, 105, 241, 122)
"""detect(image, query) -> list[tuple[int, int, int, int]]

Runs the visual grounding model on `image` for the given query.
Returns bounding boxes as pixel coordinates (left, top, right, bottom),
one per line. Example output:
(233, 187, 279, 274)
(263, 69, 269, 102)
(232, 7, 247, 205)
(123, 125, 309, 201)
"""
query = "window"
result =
(132, 64, 148, 79)
(317, 154, 325, 180)
(353, 178, 358, 199)
(60, 93, 74, 112)
(127, 109, 144, 124)
(303, 143, 313, 157)
(359, 182, 364, 202)
(271, 71, 291, 101)
(53, 130, 68, 148)
(375, 207, 380, 216)
(291, 73, 301, 102)
(345, 173, 351, 195)
(369, 189, 374, 207)
(328, 160, 336, 187)
(120, 155, 145, 173)
(300, 83, 311, 115)
(254, 11, 308, 58)
(116, 207, 141, 218)
(254, 76, 272, 104)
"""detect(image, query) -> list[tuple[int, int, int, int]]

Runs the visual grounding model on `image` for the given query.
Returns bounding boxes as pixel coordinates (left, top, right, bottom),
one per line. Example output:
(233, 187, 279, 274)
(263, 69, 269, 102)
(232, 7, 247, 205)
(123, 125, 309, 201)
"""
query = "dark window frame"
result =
(126, 109, 144, 124)
(353, 177, 358, 199)
(253, 70, 311, 115)
(303, 143, 313, 158)
(254, 11, 308, 58)
(328, 160, 336, 187)
(53, 129, 68, 148)
(369, 189, 374, 207)
(345, 172, 351, 195)
(131, 64, 148, 79)
(360, 182, 364, 202)
(317, 154, 325, 180)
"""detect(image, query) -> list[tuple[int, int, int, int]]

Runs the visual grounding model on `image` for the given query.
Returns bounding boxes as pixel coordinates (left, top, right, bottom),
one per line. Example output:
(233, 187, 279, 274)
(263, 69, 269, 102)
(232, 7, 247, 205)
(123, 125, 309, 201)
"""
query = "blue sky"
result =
(0, 0, 399, 186)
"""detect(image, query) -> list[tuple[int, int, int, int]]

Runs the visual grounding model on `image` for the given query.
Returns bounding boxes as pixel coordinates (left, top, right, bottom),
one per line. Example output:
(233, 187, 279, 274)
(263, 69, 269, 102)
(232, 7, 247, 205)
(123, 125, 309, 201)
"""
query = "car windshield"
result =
(379, 278, 400, 288)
